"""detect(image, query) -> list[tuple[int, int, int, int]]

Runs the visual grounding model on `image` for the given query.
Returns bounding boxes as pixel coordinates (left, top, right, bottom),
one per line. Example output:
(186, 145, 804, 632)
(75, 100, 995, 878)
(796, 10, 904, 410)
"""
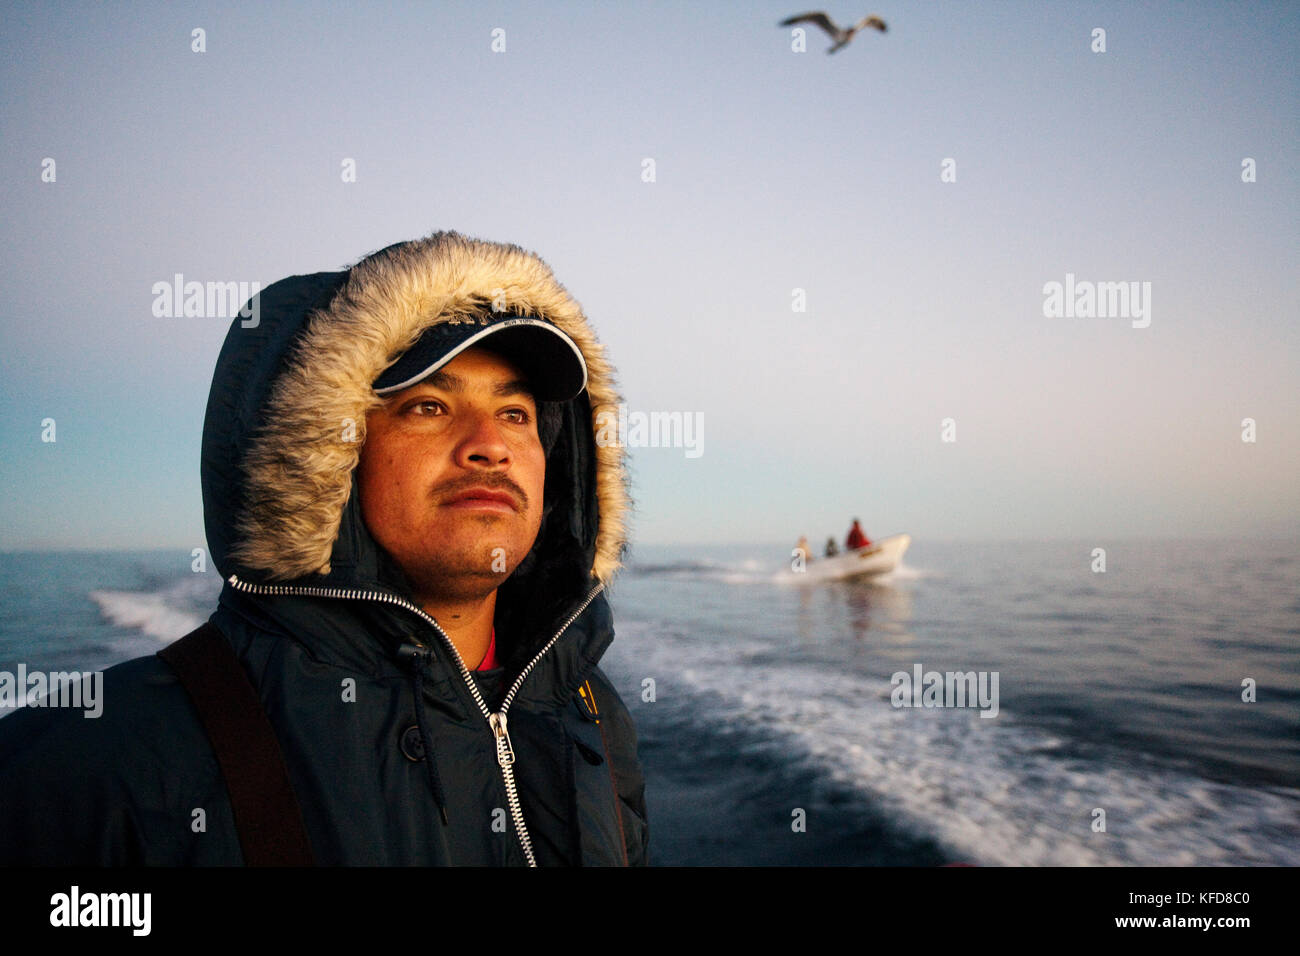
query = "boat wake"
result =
(89, 574, 221, 642)
(613, 620, 1300, 867)
(627, 558, 774, 585)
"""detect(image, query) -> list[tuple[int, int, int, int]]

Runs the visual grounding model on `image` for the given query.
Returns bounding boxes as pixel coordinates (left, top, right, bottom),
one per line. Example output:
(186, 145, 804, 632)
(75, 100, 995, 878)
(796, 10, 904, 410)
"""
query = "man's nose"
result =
(455, 409, 511, 468)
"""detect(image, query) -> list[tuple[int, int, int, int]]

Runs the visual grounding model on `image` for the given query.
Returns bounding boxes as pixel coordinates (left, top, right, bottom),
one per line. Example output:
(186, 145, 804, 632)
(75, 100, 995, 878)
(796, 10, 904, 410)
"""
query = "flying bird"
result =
(779, 11, 887, 53)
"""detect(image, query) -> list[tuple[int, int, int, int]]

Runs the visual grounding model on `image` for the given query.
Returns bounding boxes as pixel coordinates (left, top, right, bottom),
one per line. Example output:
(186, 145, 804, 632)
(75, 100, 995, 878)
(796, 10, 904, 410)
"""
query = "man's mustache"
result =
(434, 474, 529, 509)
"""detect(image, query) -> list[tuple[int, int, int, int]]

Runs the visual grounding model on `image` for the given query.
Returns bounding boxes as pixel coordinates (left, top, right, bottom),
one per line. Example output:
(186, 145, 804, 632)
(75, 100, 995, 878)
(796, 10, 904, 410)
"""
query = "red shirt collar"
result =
(475, 627, 498, 671)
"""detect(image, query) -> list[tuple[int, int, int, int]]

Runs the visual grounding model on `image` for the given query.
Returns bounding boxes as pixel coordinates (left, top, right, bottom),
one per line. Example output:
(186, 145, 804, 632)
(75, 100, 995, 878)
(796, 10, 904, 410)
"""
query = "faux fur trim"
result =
(229, 231, 628, 583)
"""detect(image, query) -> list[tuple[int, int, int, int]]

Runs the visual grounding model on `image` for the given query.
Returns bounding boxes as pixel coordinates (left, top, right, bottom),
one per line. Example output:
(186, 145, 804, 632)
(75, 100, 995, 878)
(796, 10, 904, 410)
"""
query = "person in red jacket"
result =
(845, 518, 871, 551)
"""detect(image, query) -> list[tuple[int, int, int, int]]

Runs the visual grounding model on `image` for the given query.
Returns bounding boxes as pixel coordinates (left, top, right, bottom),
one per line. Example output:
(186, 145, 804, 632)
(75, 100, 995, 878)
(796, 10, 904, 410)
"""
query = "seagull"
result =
(779, 11, 887, 53)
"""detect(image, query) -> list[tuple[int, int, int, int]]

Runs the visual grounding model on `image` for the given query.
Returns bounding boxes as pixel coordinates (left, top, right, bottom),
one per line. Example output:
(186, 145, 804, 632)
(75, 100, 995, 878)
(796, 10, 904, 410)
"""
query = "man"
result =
(0, 231, 647, 865)
(846, 518, 871, 551)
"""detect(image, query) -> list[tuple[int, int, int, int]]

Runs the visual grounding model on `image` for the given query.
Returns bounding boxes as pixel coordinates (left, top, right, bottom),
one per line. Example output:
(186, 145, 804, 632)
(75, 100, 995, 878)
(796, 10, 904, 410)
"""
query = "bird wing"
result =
(779, 12, 841, 38)
(857, 15, 888, 33)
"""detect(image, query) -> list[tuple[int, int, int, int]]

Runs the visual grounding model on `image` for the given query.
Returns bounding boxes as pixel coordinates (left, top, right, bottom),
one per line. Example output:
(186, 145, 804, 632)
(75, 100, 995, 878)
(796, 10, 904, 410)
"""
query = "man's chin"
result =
(405, 561, 510, 605)
(399, 528, 534, 595)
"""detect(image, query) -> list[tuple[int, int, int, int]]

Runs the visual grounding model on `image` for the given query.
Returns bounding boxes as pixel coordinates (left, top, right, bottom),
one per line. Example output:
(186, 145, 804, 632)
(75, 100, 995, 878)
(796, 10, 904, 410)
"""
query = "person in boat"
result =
(824, 537, 839, 557)
(0, 231, 647, 866)
(795, 535, 812, 564)
(845, 518, 871, 551)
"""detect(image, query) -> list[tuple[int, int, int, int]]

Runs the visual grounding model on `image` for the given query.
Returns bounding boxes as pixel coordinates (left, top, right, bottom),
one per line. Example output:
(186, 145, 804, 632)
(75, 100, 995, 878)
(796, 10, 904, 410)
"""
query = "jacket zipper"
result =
(226, 573, 604, 867)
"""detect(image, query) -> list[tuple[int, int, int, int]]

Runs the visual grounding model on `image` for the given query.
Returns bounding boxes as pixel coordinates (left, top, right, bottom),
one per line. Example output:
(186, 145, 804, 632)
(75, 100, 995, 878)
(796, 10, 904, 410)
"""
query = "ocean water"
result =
(1, 540, 1297, 866)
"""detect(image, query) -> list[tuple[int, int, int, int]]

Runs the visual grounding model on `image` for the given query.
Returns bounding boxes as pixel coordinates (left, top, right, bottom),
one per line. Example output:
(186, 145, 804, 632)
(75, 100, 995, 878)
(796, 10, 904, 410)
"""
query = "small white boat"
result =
(784, 534, 911, 581)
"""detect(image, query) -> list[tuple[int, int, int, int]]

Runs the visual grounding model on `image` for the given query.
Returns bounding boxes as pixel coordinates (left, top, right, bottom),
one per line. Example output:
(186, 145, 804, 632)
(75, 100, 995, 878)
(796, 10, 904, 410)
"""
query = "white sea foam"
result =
(89, 589, 206, 641)
(617, 618, 1300, 867)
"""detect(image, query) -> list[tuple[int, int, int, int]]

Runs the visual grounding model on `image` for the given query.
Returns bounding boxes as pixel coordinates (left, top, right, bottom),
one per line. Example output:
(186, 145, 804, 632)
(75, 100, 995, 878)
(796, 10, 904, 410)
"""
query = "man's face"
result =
(357, 345, 547, 602)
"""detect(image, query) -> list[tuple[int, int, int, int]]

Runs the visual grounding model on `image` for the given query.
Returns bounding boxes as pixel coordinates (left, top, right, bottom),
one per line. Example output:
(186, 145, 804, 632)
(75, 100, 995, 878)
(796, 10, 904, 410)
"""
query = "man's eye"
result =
(407, 400, 445, 416)
(502, 408, 532, 424)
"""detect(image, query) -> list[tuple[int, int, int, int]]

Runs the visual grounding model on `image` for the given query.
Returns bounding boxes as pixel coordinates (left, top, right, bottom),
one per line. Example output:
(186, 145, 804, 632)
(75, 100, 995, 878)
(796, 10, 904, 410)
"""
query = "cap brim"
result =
(374, 317, 588, 401)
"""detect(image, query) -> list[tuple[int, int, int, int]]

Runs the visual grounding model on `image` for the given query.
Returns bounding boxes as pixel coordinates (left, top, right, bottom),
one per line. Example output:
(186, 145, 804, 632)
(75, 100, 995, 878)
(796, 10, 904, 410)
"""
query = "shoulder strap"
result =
(581, 678, 630, 866)
(158, 622, 315, 866)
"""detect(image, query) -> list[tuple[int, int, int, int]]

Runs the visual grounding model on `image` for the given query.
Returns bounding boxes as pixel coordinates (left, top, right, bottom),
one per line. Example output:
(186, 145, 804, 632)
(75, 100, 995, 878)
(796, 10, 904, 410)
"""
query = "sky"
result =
(1, 0, 1297, 551)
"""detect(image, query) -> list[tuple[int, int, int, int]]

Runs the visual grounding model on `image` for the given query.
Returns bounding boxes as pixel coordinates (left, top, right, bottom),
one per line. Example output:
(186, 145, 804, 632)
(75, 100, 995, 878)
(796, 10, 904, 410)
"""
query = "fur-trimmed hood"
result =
(200, 231, 628, 607)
